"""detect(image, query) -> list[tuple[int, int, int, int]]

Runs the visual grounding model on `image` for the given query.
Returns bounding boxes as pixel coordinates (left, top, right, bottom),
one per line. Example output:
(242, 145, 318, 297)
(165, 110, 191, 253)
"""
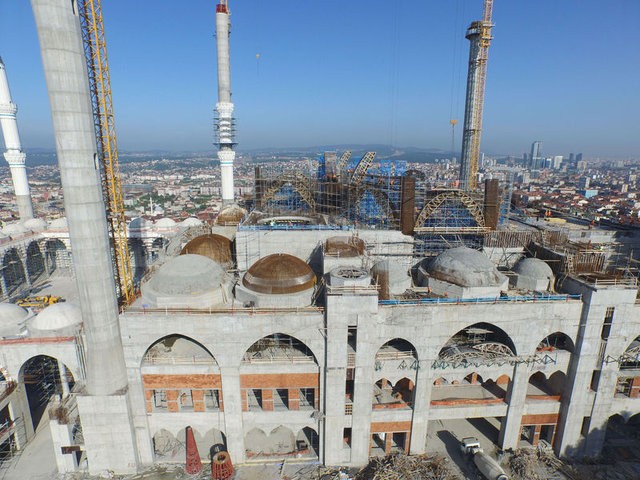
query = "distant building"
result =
(530, 141, 543, 170)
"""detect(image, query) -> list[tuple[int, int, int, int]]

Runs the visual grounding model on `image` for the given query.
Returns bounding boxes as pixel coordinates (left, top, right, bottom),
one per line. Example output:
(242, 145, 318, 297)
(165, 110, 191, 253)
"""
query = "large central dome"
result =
(243, 254, 316, 294)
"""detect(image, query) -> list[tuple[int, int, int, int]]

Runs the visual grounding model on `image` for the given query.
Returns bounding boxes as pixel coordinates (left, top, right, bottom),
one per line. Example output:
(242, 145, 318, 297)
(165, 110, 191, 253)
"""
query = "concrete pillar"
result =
(323, 294, 350, 465)
(31, 0, 129, 396)
(20, 256, 31, 288)
(408, 359, 432, 454)
(0, 273, 7, 299)
(498, 364, 528, 450)
(219, 366, 245, 463)
(58, 361, 70, 397)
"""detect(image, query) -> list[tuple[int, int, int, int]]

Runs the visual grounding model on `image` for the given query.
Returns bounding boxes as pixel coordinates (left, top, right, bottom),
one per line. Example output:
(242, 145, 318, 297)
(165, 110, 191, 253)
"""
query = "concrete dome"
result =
(180, 217, 203, 227)
(154, 218, 176, 228)
(29, 303, 82, 332)
(0, 303, 29, 337)
(514, 257, 553, 279)
(181, 234, 232, 265)
(371, 260, 411, 297)
(243, 254, 316, 294)
(217, 205, 247, 225)
(49, 217, 68, 229)
(143, 254, 230, 304)
(426, 246, 505, 287)
(23, 218, 48, 232)
(0, 303, 29, 324)
(129, 217, 151, 230)
(2, 223, 28, 237)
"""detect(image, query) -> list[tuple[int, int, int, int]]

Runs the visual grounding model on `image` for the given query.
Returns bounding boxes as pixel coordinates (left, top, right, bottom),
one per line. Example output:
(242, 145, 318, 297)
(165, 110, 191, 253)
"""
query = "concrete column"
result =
(323, 294, 350, 465)
(0, 273, 7, 299)
(20, 256, 31, 288)
(498, 364, 528, 450)
(408, 359, 433, 454)
(219, 366, 245, 463)
(31, 0, 129, 396)
(58, 361, 70, 397)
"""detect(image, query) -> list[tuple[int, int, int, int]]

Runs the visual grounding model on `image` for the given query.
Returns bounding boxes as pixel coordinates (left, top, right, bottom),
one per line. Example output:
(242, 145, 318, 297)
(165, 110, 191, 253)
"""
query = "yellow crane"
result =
(78, 0, 135, 307)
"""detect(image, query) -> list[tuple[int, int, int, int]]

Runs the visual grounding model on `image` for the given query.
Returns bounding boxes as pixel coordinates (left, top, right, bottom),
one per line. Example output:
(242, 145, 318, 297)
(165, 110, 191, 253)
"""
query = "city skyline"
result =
(1, 0, 639, 156)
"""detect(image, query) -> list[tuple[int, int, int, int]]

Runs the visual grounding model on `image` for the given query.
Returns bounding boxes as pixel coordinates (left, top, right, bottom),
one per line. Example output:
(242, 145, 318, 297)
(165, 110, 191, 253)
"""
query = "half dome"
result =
(426, 246, 505, 288)
(181, 234, 232, 265)
(29, 303, 82, 332)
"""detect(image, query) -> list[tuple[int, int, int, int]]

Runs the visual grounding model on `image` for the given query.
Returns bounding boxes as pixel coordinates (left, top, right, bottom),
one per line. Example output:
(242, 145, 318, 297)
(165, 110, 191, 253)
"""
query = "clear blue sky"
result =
(1, 0, 639, 157)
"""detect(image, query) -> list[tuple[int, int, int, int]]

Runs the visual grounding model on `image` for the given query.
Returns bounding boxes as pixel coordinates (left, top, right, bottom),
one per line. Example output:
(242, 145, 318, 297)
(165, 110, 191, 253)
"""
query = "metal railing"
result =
(125, 305, 324, 315)
(142, 355, 217, 366)
(379, 293, 582, 307)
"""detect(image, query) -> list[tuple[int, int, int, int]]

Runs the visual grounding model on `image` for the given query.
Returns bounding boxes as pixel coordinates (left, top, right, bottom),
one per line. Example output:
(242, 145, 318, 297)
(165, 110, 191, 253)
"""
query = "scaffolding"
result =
(254, 152, 405, 229)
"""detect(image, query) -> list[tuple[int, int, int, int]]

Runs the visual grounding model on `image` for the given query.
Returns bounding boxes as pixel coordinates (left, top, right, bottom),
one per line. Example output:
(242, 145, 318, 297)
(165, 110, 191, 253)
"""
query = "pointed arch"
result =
(414, 190, 485, 230)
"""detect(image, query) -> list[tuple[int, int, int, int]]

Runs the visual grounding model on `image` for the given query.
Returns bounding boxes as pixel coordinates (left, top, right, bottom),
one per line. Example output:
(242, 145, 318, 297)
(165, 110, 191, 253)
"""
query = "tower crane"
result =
(459, 0, 494, 191)
(78, 0, 135, 307)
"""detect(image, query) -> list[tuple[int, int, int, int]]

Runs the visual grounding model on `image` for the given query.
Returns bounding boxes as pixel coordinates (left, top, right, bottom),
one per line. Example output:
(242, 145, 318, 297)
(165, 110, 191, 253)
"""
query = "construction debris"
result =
(354, 454, 462, 480)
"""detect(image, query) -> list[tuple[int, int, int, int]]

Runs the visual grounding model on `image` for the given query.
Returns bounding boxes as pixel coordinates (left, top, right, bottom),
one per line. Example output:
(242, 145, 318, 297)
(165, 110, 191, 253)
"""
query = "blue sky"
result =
(1, 0, 639, 157)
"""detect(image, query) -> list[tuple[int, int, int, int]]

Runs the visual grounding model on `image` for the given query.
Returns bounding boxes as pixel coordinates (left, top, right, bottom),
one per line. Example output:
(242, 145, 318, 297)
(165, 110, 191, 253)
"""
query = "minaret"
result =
(215, 0, 236, 206)
(0, 57, 34, 219)
(459, 1, 494, 191)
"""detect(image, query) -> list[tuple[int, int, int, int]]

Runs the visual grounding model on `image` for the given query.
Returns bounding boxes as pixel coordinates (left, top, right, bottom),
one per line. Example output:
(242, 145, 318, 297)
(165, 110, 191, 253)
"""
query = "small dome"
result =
(217, 205, 247, 225)
(325, 236, 366, 257)
(49, 217, 68, 229)
(181, 234, 232, 265)
(0, 303, 29, 336)
(154, 218, 177, 228)
(144, 254, 228, 298)
(425, 246, 506, 288)
(0, 303, 29, 325)
(243, 254, 316, 294)
(2, 223, 28, 237)
(23, 218, 48, 232)
(129, 217, 151, 230)
(514, 257, 553, 280)
(29, 303, 82, 332)
(180, 217, 203, 227)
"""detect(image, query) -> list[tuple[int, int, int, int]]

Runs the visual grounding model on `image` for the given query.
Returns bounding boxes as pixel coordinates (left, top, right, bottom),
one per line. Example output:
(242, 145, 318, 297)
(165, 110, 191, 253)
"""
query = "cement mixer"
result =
(460, 437, 509, 480)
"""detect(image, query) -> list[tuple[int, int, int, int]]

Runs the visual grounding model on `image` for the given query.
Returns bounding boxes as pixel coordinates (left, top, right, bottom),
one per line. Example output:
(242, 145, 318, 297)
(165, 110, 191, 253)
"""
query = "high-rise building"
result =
(530, 141, 542, 170)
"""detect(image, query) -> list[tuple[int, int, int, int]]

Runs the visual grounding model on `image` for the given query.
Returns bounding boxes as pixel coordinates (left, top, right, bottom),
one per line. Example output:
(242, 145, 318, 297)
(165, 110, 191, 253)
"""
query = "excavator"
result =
(17, 295, 64, 309)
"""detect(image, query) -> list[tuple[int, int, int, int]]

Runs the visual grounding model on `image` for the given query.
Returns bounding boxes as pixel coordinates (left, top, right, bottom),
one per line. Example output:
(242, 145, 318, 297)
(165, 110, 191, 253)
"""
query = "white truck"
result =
(460, 437, 509, 480)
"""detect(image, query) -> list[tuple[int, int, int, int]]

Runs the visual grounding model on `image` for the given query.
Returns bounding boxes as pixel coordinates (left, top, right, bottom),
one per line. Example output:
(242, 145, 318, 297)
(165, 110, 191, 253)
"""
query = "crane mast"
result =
(459, 0, 494, 191)
(78, 0, 135, 307)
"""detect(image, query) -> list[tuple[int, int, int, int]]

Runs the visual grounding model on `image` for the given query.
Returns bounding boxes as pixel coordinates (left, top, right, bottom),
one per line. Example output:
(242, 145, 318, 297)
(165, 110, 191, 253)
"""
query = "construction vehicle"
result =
(17, 295, 64, 309)
(460, 437, 509, 480)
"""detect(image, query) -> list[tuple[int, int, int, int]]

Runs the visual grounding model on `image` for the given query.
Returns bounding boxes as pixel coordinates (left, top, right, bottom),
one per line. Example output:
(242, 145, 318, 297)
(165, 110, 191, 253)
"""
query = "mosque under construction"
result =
(1, 0, 640, 477)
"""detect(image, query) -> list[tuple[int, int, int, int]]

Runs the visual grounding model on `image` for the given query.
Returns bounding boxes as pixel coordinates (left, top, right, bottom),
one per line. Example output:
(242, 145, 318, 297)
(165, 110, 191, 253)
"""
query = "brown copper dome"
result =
(324, 236, 366, 257)
(181, 234, 232, 265)
(243, 254, 316, 294)
(216, 205, 247, 225)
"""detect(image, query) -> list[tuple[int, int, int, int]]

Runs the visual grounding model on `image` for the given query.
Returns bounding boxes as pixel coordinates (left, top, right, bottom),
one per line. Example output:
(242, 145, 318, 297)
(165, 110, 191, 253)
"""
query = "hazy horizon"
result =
(1, 0, 639, 157)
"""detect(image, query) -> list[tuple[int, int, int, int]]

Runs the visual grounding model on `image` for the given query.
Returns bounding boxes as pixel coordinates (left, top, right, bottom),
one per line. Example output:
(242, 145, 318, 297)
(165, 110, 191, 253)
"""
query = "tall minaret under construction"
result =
(0, 57, 34, 219)
(459, 0, 494, 191)
(215, 0, 236, 206)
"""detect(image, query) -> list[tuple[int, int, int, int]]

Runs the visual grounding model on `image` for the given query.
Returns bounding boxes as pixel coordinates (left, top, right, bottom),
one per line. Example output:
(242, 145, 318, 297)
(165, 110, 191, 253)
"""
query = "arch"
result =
(26, 241, 46, 282)
(44, 239, 67, 272)
(141, 334, 218, 367)
(351, 187, 397, 224)
(242, 333, 318, 365)
(203, 428, 227, 456)
(527, 371, 566, 399)
(536, 332, 574, 353)
(414, 190, 485, 230)
(438, 322, 517, 365)
(19, 355, 75, 430)
(296, 427, 319, 458)
(375, 338, 418, 361)
(152, 429, 181, 458)
(620, 336, 640, 370)
(2, 248, 26, 292)
(244, 428, 268, 457)
(260, 172, 315, 210)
